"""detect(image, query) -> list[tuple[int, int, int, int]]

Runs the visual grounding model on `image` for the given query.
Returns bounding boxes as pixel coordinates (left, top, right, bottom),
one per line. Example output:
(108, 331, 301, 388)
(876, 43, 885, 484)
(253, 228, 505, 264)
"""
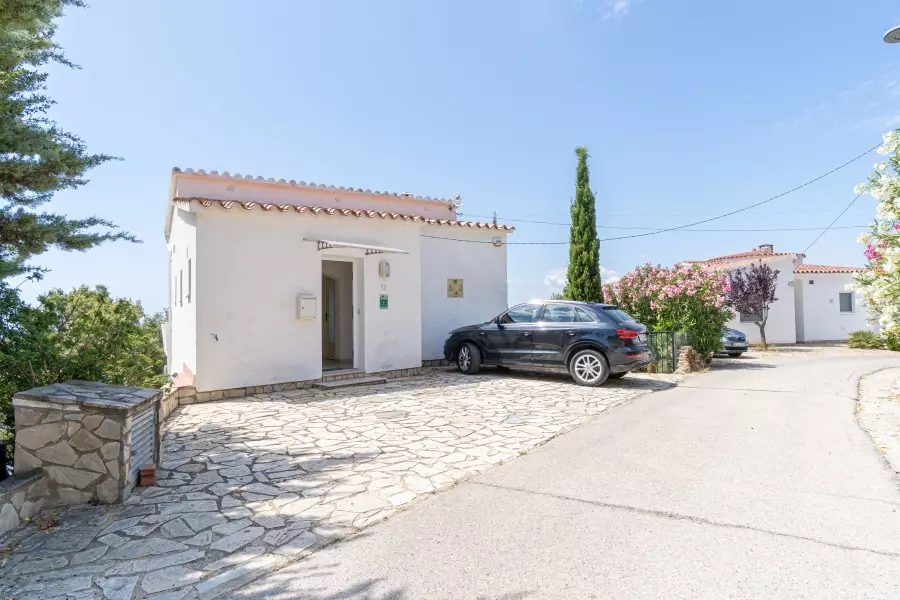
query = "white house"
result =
(691, 244, 872, 344)
(163, 168, 511, 394)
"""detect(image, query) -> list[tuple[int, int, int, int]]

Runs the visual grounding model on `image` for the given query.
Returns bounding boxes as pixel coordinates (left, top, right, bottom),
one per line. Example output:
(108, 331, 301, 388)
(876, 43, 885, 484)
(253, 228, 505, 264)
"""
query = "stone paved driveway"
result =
(0, 369, 669, 600)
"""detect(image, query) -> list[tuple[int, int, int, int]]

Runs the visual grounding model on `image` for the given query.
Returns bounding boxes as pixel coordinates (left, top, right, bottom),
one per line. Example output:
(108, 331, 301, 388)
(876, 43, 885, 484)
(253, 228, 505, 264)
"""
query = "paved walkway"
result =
(233, 351, 900, 600)
(0, 368, 668, 600)
(859, 367, 900, 475)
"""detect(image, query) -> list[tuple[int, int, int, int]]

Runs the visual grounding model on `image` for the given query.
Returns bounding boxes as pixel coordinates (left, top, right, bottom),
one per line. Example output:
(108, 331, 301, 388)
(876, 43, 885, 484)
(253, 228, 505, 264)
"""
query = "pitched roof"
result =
(172, 197, 515, 231)
(172, 167, 460, 206)
(793, 264, 864, 274)
(696, 249, 801, 265)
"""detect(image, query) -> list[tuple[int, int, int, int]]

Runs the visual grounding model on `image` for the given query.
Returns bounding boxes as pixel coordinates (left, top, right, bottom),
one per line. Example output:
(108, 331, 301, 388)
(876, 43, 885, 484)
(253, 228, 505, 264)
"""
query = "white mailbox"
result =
(297, 294, 316, 319)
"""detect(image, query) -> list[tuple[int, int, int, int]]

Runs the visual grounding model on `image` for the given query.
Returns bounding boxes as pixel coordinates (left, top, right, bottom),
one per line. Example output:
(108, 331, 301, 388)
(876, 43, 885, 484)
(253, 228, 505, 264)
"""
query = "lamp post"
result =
(885, 25, 900, 43)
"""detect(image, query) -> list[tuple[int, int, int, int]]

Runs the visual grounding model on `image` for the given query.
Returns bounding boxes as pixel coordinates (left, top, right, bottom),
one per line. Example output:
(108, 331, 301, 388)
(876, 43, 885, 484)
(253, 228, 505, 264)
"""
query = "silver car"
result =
(721, 328, 748, 357)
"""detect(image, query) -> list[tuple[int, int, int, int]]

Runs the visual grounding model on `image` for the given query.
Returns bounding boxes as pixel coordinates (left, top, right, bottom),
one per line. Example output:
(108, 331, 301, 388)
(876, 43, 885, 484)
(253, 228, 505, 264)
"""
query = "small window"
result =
(187, 259, 192, 303)
(542, 304, 577, 323)
(740, 312, 760, 323)
(809, 279, 815, 285)
(179, 269, 183, 306)
(501, 304, 541, 324)
(839, 292, 853, 313)
(575, 307, 596, 323)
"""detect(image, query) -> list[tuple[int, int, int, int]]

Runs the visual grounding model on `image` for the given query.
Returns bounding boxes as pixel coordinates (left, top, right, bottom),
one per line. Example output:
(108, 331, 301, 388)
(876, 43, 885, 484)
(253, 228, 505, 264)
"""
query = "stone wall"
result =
(14, 402, 129, 505)
(0, 469, 51, 536)
(173, 367, 422, 408)
(675, 346, 706, 375)
(13, 381, 162, 507)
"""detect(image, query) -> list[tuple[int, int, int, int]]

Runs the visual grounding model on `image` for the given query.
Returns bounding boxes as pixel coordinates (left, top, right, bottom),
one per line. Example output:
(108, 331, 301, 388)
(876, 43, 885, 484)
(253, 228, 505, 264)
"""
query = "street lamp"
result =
(885, 25, 900, 43)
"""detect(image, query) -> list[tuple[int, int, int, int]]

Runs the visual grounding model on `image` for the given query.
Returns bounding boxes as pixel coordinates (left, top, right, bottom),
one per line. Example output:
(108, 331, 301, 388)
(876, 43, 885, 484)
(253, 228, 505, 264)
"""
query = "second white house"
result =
(691, 244, 872, 344)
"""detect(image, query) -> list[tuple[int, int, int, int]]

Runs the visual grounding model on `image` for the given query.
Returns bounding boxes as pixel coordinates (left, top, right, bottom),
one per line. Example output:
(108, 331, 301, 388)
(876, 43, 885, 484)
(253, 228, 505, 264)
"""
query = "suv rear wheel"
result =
(569, 349, 610, 387)
(457, 342, 482, 375)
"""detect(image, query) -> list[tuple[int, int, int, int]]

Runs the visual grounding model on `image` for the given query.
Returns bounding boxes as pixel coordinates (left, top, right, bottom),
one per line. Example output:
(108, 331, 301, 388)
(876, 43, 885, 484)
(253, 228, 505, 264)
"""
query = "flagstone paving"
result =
(0, 369, 670, 599)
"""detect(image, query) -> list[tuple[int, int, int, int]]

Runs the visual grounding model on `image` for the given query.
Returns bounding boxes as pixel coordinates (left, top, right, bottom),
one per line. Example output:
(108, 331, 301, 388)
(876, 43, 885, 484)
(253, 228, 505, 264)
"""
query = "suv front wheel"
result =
(569, 349, 610, 387)
(457, 342, 482, 375)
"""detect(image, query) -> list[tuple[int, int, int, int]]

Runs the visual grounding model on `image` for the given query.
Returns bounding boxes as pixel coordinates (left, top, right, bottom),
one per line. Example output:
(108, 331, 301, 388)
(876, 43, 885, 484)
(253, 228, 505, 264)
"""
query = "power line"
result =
(456, 218, 867, 232)
(801, 190, 868, 256)
(459, 209, 870, 226)
(463, 206, 871, 220)
(422, 224, 868, 245)
(459, 140, 878, 241)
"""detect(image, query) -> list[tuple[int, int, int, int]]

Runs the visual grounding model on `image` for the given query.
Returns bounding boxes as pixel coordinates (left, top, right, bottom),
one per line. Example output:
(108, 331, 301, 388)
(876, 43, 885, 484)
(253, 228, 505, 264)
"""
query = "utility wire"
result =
(434, 141, 878, 245)
(460, 210, 869, 226)
(456, 218, 867, 232)
(455, 141, 877, 241)
(422, 224, 867, 246)
(801, 190, 867, 255)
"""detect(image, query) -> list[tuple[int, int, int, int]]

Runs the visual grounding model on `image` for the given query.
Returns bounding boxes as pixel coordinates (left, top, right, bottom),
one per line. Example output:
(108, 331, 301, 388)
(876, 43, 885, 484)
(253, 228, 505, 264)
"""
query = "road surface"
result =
(235, 350, 900, 600)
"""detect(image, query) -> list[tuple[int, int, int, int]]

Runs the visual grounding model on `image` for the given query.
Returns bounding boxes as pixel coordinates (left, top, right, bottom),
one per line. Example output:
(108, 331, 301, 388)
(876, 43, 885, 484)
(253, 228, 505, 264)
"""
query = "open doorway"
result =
(322, 260, 354, 372)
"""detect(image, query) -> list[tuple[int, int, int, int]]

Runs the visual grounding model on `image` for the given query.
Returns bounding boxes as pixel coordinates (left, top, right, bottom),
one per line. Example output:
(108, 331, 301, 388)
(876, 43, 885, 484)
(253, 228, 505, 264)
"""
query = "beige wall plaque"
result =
(447, 278, 464, 298)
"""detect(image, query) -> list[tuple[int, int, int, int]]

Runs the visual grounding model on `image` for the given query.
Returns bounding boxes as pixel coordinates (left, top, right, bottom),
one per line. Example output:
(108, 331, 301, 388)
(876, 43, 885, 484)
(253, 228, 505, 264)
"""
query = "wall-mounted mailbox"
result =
(379, 260, 391, 278)
(297, 294, 317, 319)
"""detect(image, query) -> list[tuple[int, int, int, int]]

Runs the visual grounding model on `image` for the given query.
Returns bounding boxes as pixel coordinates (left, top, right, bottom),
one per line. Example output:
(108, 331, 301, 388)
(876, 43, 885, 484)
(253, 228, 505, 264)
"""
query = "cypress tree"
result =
(0, 0, 135, 281)
(562, 146, 603, 302)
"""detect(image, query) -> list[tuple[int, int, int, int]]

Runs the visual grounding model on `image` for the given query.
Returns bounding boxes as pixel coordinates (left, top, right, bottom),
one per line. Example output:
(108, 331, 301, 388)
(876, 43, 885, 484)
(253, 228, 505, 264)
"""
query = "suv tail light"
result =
(616, 329, 639, 340)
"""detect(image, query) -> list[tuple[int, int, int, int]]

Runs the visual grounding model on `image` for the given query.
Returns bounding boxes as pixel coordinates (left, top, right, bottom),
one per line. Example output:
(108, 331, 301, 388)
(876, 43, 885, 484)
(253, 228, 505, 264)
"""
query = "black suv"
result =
(443, 301, 651, 386)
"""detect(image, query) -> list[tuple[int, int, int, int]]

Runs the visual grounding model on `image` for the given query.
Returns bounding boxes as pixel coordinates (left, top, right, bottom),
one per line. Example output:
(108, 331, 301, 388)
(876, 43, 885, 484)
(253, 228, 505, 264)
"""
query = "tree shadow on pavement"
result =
(231, 532, 534, 600)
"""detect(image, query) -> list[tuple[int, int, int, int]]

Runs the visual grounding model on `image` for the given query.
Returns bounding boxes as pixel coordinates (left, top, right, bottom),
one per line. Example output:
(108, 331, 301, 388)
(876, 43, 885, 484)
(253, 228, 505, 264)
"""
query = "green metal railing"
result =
(641, 331, 689, 374)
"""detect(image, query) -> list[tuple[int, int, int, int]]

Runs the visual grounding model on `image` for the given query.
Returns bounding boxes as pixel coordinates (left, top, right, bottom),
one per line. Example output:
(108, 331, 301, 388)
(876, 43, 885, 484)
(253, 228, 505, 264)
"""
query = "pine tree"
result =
(562, 147, 603, 302)
(0, 0, 135, 281)
(492, 211, 498, 226)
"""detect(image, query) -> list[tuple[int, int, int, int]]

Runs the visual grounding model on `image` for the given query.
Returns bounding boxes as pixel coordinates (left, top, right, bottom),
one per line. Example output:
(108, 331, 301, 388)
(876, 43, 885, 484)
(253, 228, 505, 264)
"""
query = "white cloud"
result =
(605, 0, 631, 19)
(543, 266, 620, 293)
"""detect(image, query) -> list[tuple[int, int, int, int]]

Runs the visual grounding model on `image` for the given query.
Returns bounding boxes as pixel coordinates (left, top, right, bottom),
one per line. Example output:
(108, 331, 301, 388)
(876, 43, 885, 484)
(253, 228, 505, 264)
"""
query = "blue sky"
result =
(21, 0, 900, 310)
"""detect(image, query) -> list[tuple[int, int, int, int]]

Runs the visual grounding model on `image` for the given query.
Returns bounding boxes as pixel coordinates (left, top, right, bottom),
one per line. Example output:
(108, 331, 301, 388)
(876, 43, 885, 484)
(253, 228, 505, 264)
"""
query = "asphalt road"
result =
(236, 351, 900, 600)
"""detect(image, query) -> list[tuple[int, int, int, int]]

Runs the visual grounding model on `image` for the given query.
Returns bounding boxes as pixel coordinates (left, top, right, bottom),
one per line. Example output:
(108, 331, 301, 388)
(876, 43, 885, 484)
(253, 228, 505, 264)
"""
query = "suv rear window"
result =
(601, 307, 635, 323)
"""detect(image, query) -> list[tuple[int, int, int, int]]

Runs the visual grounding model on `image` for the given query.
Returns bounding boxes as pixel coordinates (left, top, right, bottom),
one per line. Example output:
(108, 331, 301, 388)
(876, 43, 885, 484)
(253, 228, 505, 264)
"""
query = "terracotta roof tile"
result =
(694, 250, 801, 265)
(173, 167, 460, 205)
(793, 264, 864, 274)
(172, 197, 515, 232)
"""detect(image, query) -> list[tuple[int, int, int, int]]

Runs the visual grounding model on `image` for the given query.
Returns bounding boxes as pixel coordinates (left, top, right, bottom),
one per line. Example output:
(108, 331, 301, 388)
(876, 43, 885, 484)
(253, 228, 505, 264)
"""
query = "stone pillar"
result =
(12, 381, 161, 505)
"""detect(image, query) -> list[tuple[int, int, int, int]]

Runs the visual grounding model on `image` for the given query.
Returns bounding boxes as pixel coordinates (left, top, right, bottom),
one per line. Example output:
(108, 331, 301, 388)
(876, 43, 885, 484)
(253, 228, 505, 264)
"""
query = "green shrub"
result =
(848, 330, 884, 349)
(884, 326, 900, 351)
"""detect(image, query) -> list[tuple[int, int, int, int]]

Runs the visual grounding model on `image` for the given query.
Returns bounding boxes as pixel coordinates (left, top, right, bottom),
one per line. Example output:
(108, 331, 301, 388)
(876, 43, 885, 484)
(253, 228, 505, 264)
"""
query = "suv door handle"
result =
(567, 331, 576, 336)
(521, 332, 531, 337)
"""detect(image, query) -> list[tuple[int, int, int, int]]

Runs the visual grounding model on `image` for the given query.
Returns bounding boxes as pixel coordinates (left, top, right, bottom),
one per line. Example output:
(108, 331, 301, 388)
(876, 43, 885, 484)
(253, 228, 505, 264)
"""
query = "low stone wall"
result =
(0, 469, 51, 536)
(13, 381, 161, 506)
(675, 346, 706, 374)
(423, 359, 453, 367)
(171, 367, 423, 409)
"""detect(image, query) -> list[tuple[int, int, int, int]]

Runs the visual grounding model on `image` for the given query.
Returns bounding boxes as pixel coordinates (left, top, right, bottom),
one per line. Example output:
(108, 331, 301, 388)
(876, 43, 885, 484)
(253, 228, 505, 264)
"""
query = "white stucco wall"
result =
(168, 208, 197, 384)
(796, 273, 872, 341)
(420, 231, 509, 360)
(724, 256, 797, 345)
(192, 205, 423, 392)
